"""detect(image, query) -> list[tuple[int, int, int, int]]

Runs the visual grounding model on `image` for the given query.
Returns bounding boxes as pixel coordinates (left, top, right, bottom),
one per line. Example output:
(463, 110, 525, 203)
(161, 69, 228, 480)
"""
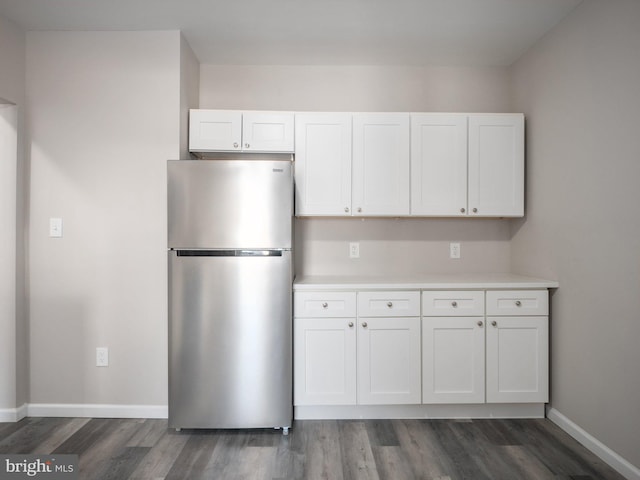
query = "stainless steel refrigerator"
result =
(167, 157, 293, 433)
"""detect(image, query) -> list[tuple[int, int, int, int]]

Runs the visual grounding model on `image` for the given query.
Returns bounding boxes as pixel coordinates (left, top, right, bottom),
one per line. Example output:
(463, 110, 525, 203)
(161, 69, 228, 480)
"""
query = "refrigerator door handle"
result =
(176, 249, 284, 257)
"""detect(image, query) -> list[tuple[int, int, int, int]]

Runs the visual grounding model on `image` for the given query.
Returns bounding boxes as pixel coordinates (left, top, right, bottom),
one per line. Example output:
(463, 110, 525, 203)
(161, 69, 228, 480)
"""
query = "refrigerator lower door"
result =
(168, 250, 292, 429)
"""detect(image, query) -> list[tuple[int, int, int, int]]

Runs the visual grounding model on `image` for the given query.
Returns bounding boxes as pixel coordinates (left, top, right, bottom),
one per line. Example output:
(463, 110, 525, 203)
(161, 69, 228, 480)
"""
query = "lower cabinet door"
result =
(422, 317, 485, 404)
(486, 316, 549, 403)
(294, 317, 357, 405)
(357, 317, 421, 405)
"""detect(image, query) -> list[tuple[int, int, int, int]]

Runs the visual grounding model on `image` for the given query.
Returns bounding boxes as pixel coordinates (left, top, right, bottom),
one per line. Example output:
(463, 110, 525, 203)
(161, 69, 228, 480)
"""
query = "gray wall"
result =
(200, 64, 514, 276)
(510, 0, 640, 467)
(0, 14, 26, 414)
(26, 31, 183, 406)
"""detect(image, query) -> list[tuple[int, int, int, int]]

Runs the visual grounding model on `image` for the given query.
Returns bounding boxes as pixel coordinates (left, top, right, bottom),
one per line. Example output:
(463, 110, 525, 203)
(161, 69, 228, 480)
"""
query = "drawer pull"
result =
(348, 322, 354, 328)
(387, 301, 393, 308)
(451, 301, 458, 307)
(322, 302, 328, 308)
(515, 300, 522, 307)
(477, 320, 483, 327)
(491, 320, 497, 327)
(362, 322, 368, 328)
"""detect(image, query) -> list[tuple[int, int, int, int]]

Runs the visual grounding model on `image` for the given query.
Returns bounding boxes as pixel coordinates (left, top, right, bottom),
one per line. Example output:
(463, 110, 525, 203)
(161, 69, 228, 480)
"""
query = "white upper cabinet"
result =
(352, 114, 410, 216)
(411, 114, 468, 216)
(189, 110, 294, 153)
(468, 114, 524, 217)
(189, 110, 242, 152)
(411, 113, 524, 217)
(294, 113, 352, 216)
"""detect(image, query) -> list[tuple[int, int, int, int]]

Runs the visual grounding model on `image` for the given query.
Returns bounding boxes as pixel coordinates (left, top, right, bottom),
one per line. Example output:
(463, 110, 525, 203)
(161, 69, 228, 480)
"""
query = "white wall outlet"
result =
(49, 217, 63, 238)
(349, 242, 360, 259)
(449, 242, 461, 259)
(96, 347, 109, 367)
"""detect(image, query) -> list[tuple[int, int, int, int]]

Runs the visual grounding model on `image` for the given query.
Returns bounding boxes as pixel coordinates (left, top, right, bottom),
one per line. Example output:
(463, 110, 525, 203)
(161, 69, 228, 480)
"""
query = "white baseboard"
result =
(0, 404, 27, 422)
(547, 408, 640, 480)
(26, 403, 168, 419)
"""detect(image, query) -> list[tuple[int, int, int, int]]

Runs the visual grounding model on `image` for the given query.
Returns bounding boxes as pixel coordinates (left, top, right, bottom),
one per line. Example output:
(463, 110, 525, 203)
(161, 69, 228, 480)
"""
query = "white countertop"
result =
(293, 273, 559, 291)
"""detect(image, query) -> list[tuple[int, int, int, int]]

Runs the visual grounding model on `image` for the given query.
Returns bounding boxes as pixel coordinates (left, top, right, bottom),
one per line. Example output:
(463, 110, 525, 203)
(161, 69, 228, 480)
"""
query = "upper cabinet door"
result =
(468, 114, 524, 217)
(411, 114, 468, 216)
(352, 114, 410, 216)
(294, 113, 352, 216)
(242, 112, 294, 152)
(189, 110, 242, 152)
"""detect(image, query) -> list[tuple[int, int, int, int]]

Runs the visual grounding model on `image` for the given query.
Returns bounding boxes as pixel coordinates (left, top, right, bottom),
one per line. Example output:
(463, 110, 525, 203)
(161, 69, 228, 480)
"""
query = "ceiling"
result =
(0, 0, 583, 66)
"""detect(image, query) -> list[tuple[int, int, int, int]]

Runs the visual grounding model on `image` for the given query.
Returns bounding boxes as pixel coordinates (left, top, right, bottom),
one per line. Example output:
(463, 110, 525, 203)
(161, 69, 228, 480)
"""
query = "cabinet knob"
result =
(387, 302, 393, 308)
(322, 302, 328, 308)
(362, 322, 368, 328)
(472, 208, 478, 213)
(515, 300, 522, 307)
(451, 301, 458, 308)
(245, 143, 250, 148)
(357, 207, 362, 213)
(460, 208, 466, 213)
(491, 320, 497, 327)
(348, 322, 354, 328)
(233, 142, 239, 148)
(477, 320, 483, 327)
(344, 207, 349, 213)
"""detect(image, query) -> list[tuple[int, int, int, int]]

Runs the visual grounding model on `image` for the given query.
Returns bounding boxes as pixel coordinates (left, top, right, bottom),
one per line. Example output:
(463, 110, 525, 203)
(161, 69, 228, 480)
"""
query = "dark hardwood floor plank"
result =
(90, 446, 150, 480)
(271, 428, 305, 480)
(128, 428, 190, 479)
(365, 419, 400, 447)
(0, 419, 29, 440)
(338, 420, 380, 480)
(164, 430, 219, 480)
(448, 419, 535, 480)
(302, 420, 345, 480)
(30, 417, 91, 454)
(0, 417, 76, 453)
(501, 444, 557, 480)
(70, 419, 146, 480)
(53, 418, 121, 455)
(371, 445, 416, 480)
(0, 417, 627, 480)
(502, 419, 625, 480)
(392, 419, 455, 479)
(126, 419, 168, 448)
(429, 419, 496, 480)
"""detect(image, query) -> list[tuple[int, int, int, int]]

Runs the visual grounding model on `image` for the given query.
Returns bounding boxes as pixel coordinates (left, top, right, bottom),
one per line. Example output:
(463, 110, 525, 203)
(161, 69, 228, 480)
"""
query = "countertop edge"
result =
(293, 274, 559, 291)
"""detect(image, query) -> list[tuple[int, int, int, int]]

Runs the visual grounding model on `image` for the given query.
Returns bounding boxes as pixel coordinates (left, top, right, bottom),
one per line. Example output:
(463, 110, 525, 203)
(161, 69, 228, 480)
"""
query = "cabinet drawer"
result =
(294, 292, 356, 318)
(422, 291, 484, 316)
(486, 290, 548, 316)
(358, 291, 420, 317)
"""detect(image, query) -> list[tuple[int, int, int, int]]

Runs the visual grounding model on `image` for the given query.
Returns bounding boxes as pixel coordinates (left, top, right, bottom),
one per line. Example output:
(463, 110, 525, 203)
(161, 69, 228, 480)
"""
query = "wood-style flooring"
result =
(0, 417, 625, 480)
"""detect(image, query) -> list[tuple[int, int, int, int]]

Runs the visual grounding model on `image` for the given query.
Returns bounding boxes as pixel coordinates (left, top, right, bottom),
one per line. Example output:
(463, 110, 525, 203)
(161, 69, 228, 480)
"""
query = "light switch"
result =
(49, 218, 63, 238)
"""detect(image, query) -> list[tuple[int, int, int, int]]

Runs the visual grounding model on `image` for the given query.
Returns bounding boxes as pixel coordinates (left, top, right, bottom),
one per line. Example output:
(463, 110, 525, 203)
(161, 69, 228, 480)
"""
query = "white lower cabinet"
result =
(422, 291, 485, 403)
(294, 286, 550, 414)
(294, 291, 420, 406)
(422, 290, 549, 405)
(486, 290, 549, 403)
(423, 317, 485, 403)
(358, 316, 421, 404)
(486, 316, 548, 403)
(294, 317, 357, 405)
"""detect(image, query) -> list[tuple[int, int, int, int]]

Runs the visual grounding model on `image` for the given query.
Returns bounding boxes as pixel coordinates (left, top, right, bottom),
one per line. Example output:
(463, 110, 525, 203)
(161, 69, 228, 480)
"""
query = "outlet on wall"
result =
(349, 242, 360, 259)
(96, 347, 109, 367)
(450, 242, 461, 259)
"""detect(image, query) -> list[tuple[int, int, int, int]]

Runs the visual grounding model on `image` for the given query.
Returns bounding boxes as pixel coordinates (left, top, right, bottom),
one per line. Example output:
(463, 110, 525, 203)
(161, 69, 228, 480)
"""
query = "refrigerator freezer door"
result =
(168, 159, 293, 249)
(168, 250, 292, 429)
